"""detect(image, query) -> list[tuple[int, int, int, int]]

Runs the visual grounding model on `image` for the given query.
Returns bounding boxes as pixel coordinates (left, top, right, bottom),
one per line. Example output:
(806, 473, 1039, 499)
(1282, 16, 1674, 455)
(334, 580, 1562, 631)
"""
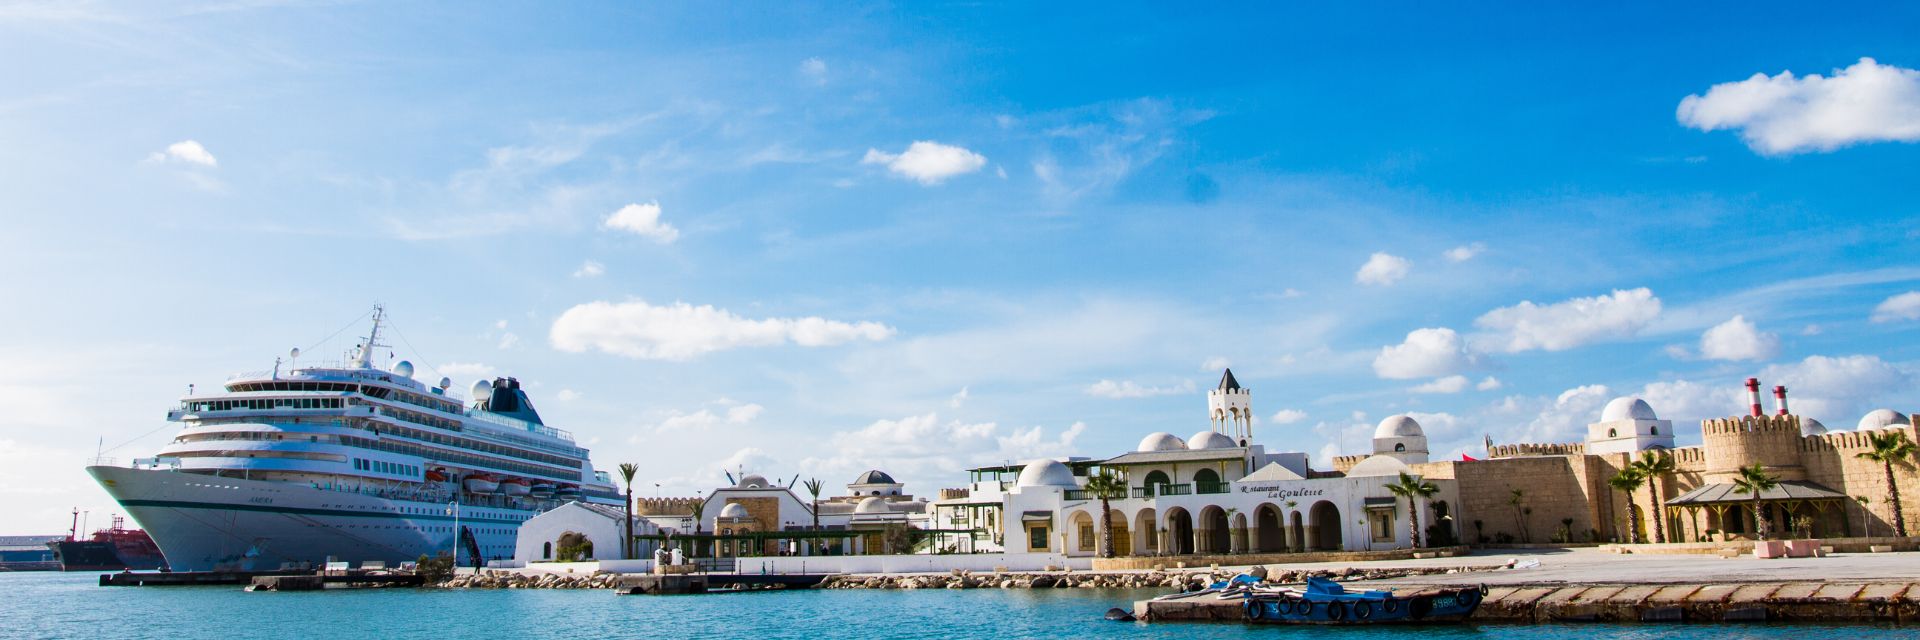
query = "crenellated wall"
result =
(634, 497, 701, 516)
(1489, 443, 1586, 458)
(1701, 415, 1806, 482)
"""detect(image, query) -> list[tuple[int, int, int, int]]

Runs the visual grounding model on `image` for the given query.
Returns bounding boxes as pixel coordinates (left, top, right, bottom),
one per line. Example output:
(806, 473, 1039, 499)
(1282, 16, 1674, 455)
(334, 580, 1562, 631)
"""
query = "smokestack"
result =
(1775, 386, 1790, 416)
(1747, 378, 1763, 417)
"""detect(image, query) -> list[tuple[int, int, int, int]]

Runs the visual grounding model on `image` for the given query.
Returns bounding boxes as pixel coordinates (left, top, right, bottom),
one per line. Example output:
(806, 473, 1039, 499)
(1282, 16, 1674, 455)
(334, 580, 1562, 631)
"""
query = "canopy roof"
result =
(1665, 480, 1847, 507)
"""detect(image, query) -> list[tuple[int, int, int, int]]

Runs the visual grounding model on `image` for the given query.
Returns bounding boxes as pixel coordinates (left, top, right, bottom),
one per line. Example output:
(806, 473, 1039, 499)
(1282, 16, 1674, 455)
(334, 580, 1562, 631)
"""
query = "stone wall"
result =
(1701, 415, 1806, 482)
(1489, 443, 1586, 458)
(1432, 455, 1628, 544)
(1799, 425, 1920, 536)
(634, 497, 699, 516)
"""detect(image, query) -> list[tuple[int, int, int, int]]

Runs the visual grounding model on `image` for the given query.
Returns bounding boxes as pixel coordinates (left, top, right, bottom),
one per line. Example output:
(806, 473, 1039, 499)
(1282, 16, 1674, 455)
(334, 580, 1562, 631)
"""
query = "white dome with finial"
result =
(737, 474, 770, 489)
(1801, 417, 1828, 436)
(718, 503, 749, 519)
(1600, 397, 1658, 422)
(1187, 431, 1237, 450)
(1859, 409, 1909, 431)
(1375, 415, 1424, 438)
(1016, 459, 1078, 488)
(1137, 432, 1187, 452)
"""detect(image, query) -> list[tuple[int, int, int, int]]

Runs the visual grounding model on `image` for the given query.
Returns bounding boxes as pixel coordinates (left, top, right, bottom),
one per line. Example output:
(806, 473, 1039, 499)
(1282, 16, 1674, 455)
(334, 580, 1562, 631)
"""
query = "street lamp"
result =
(446, 500, 461, 569)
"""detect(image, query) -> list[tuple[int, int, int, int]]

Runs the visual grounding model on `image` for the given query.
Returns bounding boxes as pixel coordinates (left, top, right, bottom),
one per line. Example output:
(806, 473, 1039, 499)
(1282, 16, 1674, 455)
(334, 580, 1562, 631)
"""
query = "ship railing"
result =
(91, 456, 118, 466)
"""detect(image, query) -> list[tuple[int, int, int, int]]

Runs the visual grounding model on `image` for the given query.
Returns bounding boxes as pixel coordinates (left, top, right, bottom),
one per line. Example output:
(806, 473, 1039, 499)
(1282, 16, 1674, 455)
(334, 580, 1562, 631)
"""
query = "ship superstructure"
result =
(89, 307, 621, 571)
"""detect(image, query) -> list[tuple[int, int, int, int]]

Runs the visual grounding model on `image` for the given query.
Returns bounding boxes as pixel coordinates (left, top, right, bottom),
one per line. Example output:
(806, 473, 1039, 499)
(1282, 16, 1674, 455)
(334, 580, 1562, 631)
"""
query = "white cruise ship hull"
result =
(90, 466, 529, 572)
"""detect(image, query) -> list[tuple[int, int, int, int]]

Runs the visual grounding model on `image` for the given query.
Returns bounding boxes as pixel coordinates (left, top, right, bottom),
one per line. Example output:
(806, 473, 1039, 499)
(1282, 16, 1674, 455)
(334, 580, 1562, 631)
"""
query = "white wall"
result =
(747, 552, 1091, 575)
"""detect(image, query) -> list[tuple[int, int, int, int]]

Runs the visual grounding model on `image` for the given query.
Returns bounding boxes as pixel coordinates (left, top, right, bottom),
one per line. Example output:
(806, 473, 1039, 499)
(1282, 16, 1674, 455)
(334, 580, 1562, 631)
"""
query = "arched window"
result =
(1608, 428, 1618, 438)
(1394, 443, 1406, 452)
(542, 542, 551, 559)
(1651, 426, 1659, 435)
(1144, 470, 1171, 490)
(1193, 468, 1220, 485)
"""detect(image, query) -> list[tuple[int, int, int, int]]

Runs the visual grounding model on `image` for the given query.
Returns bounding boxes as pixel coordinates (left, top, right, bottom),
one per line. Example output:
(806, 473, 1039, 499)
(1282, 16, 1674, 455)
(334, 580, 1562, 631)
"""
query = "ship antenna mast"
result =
(353, 305, 389, 369)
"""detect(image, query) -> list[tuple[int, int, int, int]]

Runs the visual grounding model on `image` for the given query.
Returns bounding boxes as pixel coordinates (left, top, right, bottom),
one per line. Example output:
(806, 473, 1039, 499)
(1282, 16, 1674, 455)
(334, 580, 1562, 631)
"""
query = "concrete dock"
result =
(1137, 581, 1920, 623)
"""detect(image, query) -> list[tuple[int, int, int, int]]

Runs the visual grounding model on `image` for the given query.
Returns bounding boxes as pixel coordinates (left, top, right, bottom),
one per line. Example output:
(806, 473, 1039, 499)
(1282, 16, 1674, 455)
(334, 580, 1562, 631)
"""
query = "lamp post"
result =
(447, 500, 461, 570)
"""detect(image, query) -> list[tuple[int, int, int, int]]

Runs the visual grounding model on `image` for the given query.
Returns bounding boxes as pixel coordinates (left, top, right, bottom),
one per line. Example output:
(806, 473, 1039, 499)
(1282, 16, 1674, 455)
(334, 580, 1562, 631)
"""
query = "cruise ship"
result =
(89, 308, 623, 571)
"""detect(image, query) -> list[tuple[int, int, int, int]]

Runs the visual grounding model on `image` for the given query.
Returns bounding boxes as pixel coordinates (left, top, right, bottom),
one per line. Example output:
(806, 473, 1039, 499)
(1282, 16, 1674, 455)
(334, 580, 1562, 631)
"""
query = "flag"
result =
(1462, 453, 1479, 462)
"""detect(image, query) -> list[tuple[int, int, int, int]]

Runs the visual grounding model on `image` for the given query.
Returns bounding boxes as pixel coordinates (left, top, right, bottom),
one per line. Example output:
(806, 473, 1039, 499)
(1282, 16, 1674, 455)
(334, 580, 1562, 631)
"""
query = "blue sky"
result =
(3, 2, 1919, 530)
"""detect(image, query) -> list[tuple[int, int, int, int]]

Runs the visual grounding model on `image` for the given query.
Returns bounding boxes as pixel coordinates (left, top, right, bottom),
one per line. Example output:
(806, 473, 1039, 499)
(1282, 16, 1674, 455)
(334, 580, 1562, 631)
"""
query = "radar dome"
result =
(1375, 415, 1425, 439)
(1187, 431, 1237, 450)
(1016, 459, 1079, 488)
(438, 376, 452, 390)
(391, 360, 414, 378)
(469, 379, 493, 401)
(1137, 432, 1187, 452)
(738, 474, 769, 489)
(1858, 409, 1910, 431)
(1600, 397, 1658, 422)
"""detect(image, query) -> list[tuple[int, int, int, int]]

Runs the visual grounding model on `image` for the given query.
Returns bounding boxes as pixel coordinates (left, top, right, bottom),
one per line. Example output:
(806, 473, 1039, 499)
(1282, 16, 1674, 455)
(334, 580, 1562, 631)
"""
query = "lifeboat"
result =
(529, 483, 556, 499)
(425, 469, 449, 483)
(500, 477, 532, 497)
(462, 473, 500, 494)
(554, 484, 582, 500)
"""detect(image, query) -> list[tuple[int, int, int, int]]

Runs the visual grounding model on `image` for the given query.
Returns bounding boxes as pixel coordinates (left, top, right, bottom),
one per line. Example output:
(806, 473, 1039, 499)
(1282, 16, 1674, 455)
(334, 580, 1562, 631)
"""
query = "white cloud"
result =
(603, 202, 680, 243)
(949, 386, 970, 409)
(1759, 355, 1908, 422)
(555, 389, 581, 402)
(1355, 252, 1410, 286)
(1638, 379, 1742, 425)
(549, 299, 896, 361)
(1476, 376, 1503, 391)
(1413, 374, 1466, 393)
(496, 332, 520, 350)
(725, 403, 765, 424)
(800, 412, 1084, 484)
(1871, 291, 1920, 323)
(648, 402, 763, 434)
(1677, 57, 1920, 155)
(1085, 379, 1196, 399)
(438, 362, 496, 380)
(1373, 327, 1474, 379)
(1201, 356, 1231, 371)
(1473, 288, 1662, 353)
(573, 260, 605, 278)
(1411, 375, 1471, 394)
(862, 141, 987, 185)
(1269, 409, 1308, 425)
(1444, 243, 1485, 263)
(1699, 315, 1779, 361)
(146, 140, 217, 167)
(1523, 384, 1612, 443)
(798, 57, 828, 85)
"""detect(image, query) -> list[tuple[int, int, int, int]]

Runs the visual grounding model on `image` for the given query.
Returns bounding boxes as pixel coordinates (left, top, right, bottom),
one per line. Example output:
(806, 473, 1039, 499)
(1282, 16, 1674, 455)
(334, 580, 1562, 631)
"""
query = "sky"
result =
(3, 1, 1919, 532)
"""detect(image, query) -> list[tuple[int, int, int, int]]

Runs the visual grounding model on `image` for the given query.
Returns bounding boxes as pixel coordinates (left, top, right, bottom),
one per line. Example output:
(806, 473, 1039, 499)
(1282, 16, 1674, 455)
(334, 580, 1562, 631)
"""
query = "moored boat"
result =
(1240, 576, 1483, 624)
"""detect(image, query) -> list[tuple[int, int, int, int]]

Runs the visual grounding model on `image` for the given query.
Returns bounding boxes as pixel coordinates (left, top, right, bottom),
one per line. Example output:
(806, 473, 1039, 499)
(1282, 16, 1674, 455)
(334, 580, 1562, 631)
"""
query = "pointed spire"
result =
(1217, 368, 1241, 391)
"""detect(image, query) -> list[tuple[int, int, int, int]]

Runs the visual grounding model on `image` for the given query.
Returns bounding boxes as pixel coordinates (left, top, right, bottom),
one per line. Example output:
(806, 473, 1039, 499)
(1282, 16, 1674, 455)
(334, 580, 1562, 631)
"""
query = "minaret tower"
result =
(1208, 368, 1253, 443)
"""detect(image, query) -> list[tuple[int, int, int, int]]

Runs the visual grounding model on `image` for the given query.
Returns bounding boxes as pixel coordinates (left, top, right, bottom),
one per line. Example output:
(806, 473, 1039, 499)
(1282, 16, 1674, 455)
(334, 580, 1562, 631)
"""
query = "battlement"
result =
(1803, 425, 1918, 452)
(1702, 414, 1806, 481)
(1702, 414, 1803, 436)
(634, 497, 701, 516)
(1332, 454, 1366, 473)
(938, 488, 971, 500)
(1489, 442, 1586, 458)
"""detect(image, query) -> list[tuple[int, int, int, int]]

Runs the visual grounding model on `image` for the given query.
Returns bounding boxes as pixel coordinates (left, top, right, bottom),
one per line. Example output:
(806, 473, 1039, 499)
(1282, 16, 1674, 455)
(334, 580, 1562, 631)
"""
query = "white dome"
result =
(1346, 455, 1415, 478)
(1016, 459, 1079, 488)
(1137, 432, 1188, 452)
(1801, 417, 1828, 436)
(718, 503, 749, 519)
(1600, 397, 1658, 422)
(390, 360, 414, 378)
(1858, 409, 1910, 431)
(1374, 415, 1424, 439)
(855, 496, 890, 514)
(1187, 431, 1237, 450)
(738, 474, 770, 489)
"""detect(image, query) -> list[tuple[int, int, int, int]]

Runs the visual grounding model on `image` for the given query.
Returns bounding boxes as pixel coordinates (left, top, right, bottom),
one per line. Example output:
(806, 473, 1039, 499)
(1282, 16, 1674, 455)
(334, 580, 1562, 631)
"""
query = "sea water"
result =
(0, 572, 1893, 639)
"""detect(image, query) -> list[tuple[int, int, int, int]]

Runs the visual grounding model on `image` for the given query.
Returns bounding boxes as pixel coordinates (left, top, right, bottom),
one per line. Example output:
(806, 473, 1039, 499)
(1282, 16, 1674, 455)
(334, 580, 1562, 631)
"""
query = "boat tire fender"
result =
(1354, 601, 1373, 619)
(1244, 600, 1263, 620)
(1382, 599, 1400, 614)
(1327, 601, 1346, 621)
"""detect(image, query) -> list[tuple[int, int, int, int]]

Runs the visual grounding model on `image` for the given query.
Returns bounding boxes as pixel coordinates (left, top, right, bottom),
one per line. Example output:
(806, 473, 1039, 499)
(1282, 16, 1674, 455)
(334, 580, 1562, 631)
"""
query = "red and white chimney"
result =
(1775, 386, 1790, 416)
(1746, 378, 1763, 417)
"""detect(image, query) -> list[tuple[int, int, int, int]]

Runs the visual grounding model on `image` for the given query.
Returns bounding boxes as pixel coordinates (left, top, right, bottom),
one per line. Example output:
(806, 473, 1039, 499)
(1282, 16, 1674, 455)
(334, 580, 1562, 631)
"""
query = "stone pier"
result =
(1137, 581, 1920, 624)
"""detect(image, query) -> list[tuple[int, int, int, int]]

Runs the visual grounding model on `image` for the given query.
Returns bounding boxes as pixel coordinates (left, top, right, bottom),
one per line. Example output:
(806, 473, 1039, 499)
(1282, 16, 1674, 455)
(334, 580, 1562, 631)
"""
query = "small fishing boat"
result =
(1240, 576, 1484, 624)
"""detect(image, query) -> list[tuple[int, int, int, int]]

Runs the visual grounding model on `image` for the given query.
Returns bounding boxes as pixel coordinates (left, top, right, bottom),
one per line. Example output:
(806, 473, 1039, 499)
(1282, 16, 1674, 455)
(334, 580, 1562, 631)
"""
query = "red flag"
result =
(1461, 453, 1479, 462)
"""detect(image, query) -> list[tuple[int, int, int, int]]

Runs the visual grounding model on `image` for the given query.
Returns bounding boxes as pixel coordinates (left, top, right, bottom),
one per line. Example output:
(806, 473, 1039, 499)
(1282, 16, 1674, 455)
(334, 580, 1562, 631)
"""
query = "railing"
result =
(1132, 486, 1154, 498)
(1063, 490, 1090, 500)
(1196, 481, 1230, 495)
(1158, 483, 1193, 496)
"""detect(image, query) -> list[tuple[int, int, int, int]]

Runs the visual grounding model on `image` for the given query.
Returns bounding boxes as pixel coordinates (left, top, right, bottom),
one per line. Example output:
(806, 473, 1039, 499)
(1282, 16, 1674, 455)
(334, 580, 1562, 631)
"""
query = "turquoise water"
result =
(0, 572, 1895, 639)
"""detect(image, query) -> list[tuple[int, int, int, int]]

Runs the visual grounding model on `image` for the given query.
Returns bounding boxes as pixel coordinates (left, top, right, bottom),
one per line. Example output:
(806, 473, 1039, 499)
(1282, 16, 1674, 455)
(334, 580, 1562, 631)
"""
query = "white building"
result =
(931, 369, 1462, 559)
(513, 501, 660, 563)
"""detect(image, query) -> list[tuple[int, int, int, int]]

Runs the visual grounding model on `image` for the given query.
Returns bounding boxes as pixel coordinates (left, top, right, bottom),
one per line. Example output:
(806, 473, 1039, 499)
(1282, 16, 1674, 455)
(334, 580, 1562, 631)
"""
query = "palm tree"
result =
(1856, 431, 1915, 537)
(617, 463, 639, 559)
(686, 495, 709, 557)
(802, 478, 823, 554)
(1855, 496, 1875, 539)
(1385, 472, 1439, 548)
(1508, 489, 1531, 543)
(1082, 470, 1126, 558)
(1607, 468, 1647, 544)
(1631, 450, 1675, 543)
(1730, 463, 1780, 540)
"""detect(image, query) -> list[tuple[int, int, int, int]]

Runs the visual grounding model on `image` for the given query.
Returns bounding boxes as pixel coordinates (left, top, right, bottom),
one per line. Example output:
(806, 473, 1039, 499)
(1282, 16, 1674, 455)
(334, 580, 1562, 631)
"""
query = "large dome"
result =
(1374, 415, 1424, 439)
(1016, 459, 1079, 488)
(1600, 397, 1658, 422)
(1187, 431, 1237, 450)
(1347, 455, 1415, 478)
(852, 469, 896, 485)
(1858, 409, 1910, 431)
(1801, 417, 1829, 436)
(1137, 432, 1188, 452)
(737, 474, 770, 489)
(854, 496, 890, 514)
(718, 503, 749, 519)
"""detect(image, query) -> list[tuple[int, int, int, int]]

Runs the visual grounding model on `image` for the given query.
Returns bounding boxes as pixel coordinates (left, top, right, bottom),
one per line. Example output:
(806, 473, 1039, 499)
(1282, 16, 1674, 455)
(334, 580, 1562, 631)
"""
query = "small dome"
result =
(1600, 397, 1658, 422)
(1858, 409, 1910, 431)
(718, 503, 748, 519)
(855, 496, 890, 514)
(1801, 417, 1828, 436)
(1016, 459, 1078, 488)
(738, 474, 769, 489)
(1137, 432, 1187, 452)
(1346, 455, 1415, 478)
(391, 360, 414, 378)
(1374, 415, 1424, 439)
(852, 469, 896, 485)
(1187, 431, 1237, 450)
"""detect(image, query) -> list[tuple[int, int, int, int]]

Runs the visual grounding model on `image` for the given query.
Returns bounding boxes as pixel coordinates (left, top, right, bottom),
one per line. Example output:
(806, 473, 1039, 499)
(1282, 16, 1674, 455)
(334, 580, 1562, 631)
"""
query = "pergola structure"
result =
(1664, 480, 1851, 541)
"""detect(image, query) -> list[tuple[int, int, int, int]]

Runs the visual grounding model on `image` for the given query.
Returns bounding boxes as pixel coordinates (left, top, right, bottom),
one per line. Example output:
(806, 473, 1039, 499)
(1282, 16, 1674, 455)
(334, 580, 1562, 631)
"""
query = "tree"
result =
(1630, 450, 1675, 543)
(802, 478, 824, 554)
(1385, 472, 1439, 548)
(1508, 489, 1532, 543)
(617, 463, 639, 559)
(1082, 470, 1127, 558)
(1855, 496, 1875, 539)
(1607, 468, 1647, 544)
(1856, 431, 1915, 537)
(686, 496, 710, 557)
(1730, 463, 1780, 540)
